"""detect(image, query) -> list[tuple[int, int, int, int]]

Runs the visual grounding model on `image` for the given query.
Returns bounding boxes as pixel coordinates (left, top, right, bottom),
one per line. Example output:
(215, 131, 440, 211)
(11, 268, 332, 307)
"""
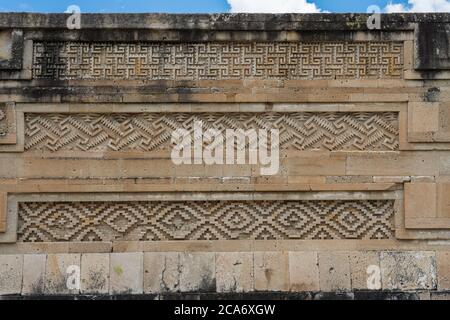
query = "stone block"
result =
(45, 254, 80, 295)
(431, 292, 450, 300)
(110, 252, 143, 295)
(0, 254, 23, 295)
(408, 102, 440, 135)
(0, 192, 6, 232)
(404, 182, 437, 219)
(216, 252, 254, 293)
(22, 254, 46, 295)
(380, 251, 436, 290)
(144, 252, 180, 293)
(81, 253, 110, 295)
(346, 152, 438, 176)
(318, 252, 351, 292)
(437, 183, 450, 219)
(437, 251, 450, 290)
(405, 183, 450, 229)
(0, 30, 23, 70)
(415, 23, 450, 70)
(417, 291, 431, 300)
(254, 251, 289, 291)
(288, 251, 319, 292)
(349, 251, 380, 290)
(179, 252, 216, 292)
(0, 31, 12, 61)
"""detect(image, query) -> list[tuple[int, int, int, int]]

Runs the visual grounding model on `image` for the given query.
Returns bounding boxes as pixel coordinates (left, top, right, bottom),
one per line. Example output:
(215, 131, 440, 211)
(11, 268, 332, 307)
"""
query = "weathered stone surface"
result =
(0, 13, 449, 31)
(216, 252, 254, 293)
(22, 254, 46, 295)
(0, 29, 23, 70)
(353, 291, 422, 300)
(44, 254, 80, 295)
(318, 252, 351, 292)
(0, 31, 12, 61)
(415, 23, 450, 70)
(254, 251, 289, 291)
(314, 292, 354, 300)
(144, 252, 180, 293)
(110, 252, 143, 295)
(81, 253, 109, 295)
(431, 292, 450, 300)
(179, 252, 216, 293)
(0, 254, 23, 295)
(417, 291, 431, 300)
(349, 251, 380, 290)
(436, 251, 450, 290)
(288, 251, 319, 292)
(405, 183, 450, 229)
(380, 251, 437, 290)
(409, 102, 440, 135)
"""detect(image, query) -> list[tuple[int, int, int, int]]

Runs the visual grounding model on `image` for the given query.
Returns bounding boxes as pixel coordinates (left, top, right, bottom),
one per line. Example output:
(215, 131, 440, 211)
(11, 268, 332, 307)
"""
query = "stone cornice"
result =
(0, 13, 449, 30)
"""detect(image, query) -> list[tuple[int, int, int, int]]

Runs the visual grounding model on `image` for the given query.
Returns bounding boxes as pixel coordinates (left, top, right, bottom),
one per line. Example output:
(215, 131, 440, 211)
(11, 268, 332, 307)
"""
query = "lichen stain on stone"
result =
(198, 266, 216, 292)
(113, 265, 124, 275)
(199, 274, 216, 292)
(30, 276, 45, 295)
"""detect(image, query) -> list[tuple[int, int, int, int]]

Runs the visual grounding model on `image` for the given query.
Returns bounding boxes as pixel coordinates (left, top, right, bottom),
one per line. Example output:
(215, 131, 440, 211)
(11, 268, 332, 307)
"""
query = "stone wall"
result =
(0, 13, 450, 299)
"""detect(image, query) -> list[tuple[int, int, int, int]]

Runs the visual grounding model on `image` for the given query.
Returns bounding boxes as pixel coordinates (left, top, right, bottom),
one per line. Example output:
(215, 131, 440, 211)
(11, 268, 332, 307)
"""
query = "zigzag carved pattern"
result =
(24, 112, 399, 152)
(17, 200, 395, 242)
(32, 41, 403, 80)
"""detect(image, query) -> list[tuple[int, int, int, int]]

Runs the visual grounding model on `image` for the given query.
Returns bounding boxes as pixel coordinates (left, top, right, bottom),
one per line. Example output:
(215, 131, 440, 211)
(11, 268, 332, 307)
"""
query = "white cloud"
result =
(385, 3, 406, 13)
(385, 0, 450, 13)
(227, 0, 323, 13)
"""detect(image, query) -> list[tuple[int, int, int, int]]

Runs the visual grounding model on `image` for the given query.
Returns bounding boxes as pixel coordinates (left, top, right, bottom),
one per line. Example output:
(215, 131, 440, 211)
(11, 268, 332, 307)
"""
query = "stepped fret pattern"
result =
(32, 41, 404, 80)
(18, 200, 395, 242)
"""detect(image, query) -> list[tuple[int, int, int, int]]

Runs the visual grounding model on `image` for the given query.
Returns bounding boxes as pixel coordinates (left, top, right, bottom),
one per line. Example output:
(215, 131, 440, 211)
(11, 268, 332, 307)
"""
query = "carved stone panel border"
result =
(0, 191, 399, 244)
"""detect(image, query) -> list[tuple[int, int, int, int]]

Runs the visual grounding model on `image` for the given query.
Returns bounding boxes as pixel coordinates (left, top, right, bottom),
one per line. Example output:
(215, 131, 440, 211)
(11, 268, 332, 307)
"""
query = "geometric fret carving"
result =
(32, 41, 404, 80)
(24, 112, 399, 152)
(17, 200, 395, 242)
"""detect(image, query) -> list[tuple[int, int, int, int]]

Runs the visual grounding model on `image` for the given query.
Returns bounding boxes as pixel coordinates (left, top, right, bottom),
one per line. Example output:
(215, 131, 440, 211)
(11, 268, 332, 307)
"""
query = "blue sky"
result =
(0, 0, 448, 13)
(0, 0, 414, 13)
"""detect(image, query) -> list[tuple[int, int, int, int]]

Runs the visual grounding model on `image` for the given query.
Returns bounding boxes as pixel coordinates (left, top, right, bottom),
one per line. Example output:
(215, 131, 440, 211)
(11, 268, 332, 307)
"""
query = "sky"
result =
(0, 0, 449, 13)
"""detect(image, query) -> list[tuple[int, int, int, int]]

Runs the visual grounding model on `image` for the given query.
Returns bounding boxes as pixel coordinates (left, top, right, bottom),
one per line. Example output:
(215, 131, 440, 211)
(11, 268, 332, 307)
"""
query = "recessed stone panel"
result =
(24, 112, 399, 152)
(32, 41, 404, 80)
(17, 199, 395, 242)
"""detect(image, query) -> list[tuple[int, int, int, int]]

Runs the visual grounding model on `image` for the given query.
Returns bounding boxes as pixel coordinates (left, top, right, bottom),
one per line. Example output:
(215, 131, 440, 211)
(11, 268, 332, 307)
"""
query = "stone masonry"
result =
(0, 13, 450, 299)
